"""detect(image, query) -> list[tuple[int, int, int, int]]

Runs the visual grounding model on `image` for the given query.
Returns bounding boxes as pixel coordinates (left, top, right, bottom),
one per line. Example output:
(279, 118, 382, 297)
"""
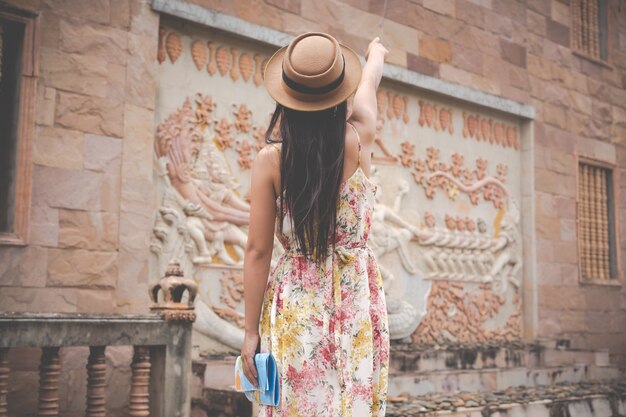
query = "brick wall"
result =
(0, 0, 624, 364)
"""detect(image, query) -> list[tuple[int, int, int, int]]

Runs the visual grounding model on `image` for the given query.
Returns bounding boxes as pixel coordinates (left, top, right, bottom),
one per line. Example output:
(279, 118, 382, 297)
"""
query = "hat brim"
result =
(263, 43, 362, 112)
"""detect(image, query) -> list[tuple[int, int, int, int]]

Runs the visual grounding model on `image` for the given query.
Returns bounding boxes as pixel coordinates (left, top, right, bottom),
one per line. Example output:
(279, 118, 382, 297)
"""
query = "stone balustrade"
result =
(0, 312, 193, 417)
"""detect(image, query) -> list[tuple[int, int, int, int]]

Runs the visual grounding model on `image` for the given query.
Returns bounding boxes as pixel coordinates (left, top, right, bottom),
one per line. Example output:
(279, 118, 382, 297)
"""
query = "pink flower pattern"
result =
(258, 167, 390, 417)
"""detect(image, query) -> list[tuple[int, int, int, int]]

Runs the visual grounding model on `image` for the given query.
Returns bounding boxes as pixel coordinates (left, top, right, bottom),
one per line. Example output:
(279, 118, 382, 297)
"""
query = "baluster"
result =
(0, 348, 8, 417)
(129, 346, 150, 417)
(599, 169, 609, 279)
(38, 347, 60, 417)
(587, 167, 599, 279)
(579, 164, 588, 278)
(86, 346, 107, 417)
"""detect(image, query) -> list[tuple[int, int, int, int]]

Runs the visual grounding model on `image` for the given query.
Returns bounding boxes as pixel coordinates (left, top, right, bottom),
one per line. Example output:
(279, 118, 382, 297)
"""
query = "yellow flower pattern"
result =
(258, 167, 390, 417)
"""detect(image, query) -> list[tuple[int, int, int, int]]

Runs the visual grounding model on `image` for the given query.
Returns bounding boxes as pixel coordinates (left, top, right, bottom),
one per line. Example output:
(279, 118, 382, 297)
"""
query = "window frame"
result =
(0, 6, 39, 246)
(570, 0, 613, 67)
(576, 156, 622, 286)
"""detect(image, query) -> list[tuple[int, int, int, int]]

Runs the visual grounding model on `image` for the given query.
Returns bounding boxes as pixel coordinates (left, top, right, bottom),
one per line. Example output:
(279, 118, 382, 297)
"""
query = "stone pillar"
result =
(86, 346, 107, 417)
(0, 348, 8, 417)
(38, 347, 60, 417)
(130, 346, 151, 417)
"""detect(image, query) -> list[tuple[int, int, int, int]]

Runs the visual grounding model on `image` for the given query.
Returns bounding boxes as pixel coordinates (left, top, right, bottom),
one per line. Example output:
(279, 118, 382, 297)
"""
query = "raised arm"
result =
(348, 37, 389, 145)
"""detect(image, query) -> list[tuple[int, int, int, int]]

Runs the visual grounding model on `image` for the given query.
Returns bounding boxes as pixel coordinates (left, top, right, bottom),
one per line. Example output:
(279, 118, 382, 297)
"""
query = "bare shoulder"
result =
(255, 143, 281, 168)
(253, 144, 281, 195)
(346, 116, 375, 146)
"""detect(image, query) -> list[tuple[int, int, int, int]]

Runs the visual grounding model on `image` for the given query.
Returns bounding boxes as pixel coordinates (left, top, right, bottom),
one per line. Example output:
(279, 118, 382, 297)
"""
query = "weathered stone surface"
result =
(32, 126, 84, 170)
(546, 18, 570, 47)
(58, 209, 119, 250)
(451, 42, 482, 74)
(559, 219, 576, 243)
(536, 213, 561, 239)
(48, 248, 118, 288)
(118, 211, 152, 253)
(0, 287, 77, 312)
(111, 0, 131, 28)
(84, 134, 122, 172)
(527, 9, 547, 36)
(77, 289, 117, 312)
(125, 32, 157, 109)
(32, 165, 103, 211)
(129, 0, 160, 36)
(120, 178, 155, 216)
(115, 254, 149, 312)
(41, 47, 111, 98)
(0, 246, 47, 288)
(59, 19, 128, 65)
(58, 346, 88, 412)
(500, 38, 527, 68)
(407, 53, 439, 77)
(455, 0, 484, 26)
(29, 205, 59, 247)
(419, 35, 452, 63)
(121, 104, 155, 180)
(423, 0, 455, 17)
(42, 0, 111, 24)
(440, 63, 473, 86)
(55, 91, 124, 138)
(35, 85, 56, 127)
(265, 0, 301, 14)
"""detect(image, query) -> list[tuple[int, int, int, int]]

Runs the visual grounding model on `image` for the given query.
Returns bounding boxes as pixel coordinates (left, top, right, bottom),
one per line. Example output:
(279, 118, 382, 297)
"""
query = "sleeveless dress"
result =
(258, 123, 390, 417)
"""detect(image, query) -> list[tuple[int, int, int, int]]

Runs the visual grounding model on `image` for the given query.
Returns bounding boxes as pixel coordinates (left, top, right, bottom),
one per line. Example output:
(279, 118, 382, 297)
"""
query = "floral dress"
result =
(258, 124, 390, 417)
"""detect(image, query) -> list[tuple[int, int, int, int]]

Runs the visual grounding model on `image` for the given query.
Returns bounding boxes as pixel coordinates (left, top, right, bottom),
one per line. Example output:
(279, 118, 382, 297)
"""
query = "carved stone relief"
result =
(154, 22, 525, 352)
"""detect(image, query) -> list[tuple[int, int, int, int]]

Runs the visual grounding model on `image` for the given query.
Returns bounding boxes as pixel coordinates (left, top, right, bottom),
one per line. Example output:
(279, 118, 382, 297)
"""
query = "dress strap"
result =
(347, 122, 361, 167)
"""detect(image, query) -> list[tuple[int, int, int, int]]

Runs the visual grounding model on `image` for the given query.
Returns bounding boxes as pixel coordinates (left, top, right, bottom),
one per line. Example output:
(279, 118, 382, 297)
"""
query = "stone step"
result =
(390, 341, 613, 373)
(385, 380, 626, 417)
(388, 364, 625, 397)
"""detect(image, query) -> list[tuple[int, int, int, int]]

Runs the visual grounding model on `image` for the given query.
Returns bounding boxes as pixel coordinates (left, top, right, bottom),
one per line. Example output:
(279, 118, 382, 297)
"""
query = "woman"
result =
(241, 32, 390, 416)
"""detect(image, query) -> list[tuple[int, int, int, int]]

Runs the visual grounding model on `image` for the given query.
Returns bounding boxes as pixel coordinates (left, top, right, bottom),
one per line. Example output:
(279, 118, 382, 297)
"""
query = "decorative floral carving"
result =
(216, 46, 231, 76)
(232, 104, 252, 133)
(253, 54, 264, 86)
(191, 40, 207, 70)
(230, 48, 240, 81)
(400, 141, 415, 168)
(412, 281, 521, 345)
(463, 112, 518, 150)
(207, 41, 217, 75)
(236, 140, 254, 170)
(239, 53, 254, 82)
(165, 32, 182, 63)
(213, 118, 233, 150)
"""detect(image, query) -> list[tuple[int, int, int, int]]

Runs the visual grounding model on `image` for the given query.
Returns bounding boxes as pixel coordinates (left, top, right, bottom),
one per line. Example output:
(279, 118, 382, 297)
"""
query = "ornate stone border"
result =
(151, 0, 536, 120)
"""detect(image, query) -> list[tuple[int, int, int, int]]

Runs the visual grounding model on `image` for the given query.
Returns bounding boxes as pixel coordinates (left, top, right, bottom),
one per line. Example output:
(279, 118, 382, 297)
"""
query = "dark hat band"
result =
(282, 55, 345, 95)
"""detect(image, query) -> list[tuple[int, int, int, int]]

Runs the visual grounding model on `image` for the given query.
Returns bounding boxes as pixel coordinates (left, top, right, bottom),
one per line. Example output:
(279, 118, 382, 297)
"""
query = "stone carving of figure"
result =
(484, 201, 522, 294)
(370, 170, 422, 281)
(157, 108, 250, 265)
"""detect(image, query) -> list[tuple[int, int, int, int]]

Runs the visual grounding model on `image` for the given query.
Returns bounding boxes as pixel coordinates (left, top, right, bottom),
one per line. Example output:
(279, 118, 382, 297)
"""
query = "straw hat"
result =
(263, 32, 362, 112)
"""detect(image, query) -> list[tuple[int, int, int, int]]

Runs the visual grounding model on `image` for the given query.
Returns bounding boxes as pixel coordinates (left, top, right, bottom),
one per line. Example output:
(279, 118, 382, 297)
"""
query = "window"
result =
(0, 6, 37, 245)
(577, 161, 618, 282)
(571, 0, 609, 61)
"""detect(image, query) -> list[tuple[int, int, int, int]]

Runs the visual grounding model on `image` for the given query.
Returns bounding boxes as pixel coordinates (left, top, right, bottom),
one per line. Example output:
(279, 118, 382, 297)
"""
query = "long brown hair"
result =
(265, 101, 348, 264)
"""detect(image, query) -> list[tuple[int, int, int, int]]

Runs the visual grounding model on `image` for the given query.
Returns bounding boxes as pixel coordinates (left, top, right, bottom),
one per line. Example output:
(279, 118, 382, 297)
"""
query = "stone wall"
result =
(0, 0, 159, 314)
(0, 0, 624, 365)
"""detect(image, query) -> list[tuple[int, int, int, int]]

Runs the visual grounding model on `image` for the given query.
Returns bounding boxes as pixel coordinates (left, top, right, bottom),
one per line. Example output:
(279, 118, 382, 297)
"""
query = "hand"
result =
(365, 37, 389, 61)
(241, 331, 260, 387)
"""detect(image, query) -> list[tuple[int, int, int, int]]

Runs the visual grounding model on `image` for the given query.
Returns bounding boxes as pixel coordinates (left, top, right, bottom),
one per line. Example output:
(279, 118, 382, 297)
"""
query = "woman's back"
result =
(241, 32, 390, 417)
